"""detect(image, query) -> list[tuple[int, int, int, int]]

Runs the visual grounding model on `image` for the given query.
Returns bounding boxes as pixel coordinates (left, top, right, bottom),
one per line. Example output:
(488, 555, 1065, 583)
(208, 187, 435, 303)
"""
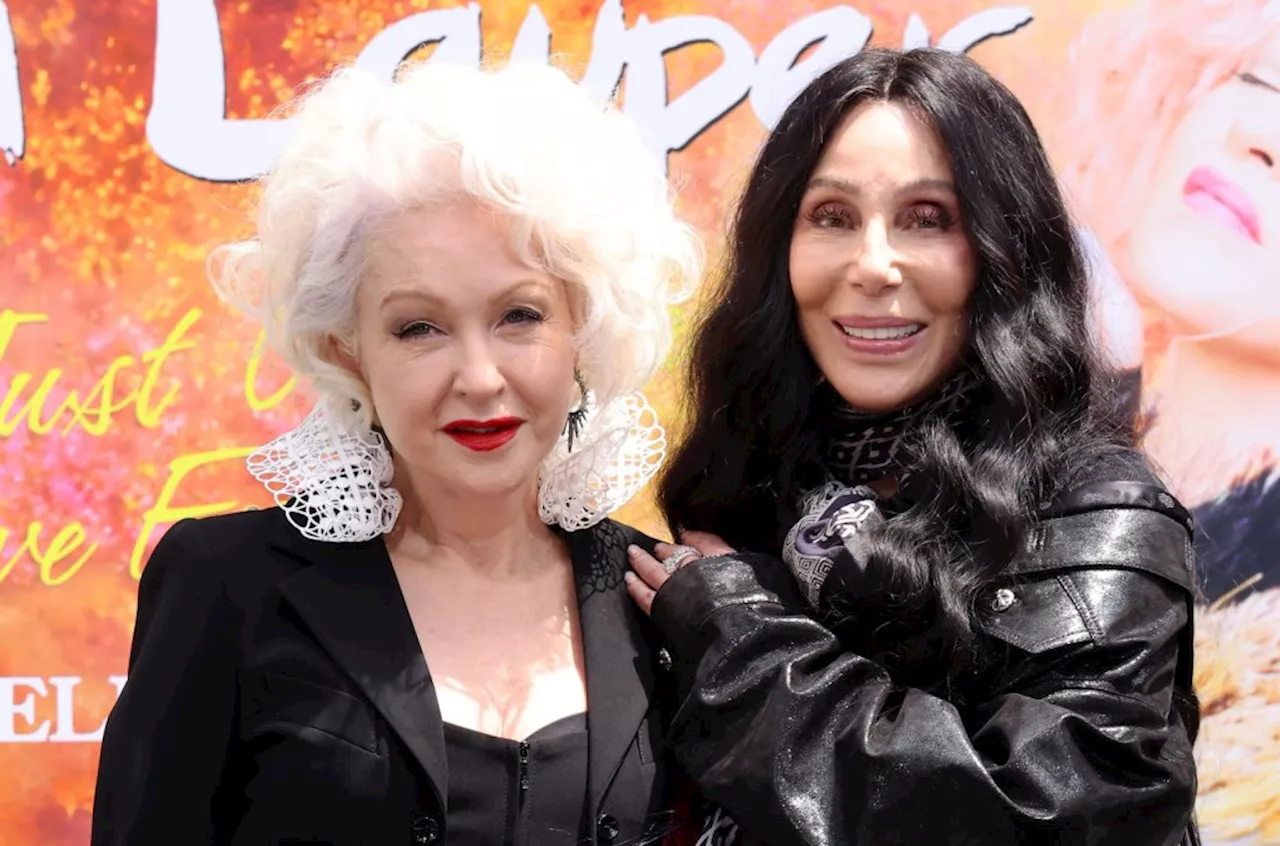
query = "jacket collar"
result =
(266, 514, 658, 813)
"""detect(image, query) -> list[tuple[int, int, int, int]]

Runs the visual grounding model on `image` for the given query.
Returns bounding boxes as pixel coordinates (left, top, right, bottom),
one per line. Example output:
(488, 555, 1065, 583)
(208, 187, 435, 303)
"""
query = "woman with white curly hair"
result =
(90, 58, 702, 846)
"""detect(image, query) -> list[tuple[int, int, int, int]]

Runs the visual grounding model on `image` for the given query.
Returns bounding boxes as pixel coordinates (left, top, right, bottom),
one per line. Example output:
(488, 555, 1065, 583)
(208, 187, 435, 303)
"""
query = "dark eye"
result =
(502, 307, 545, 326)
(393, 320, 439, 339)
(905, 204, 953, 231)
(806, 202, 854, 229)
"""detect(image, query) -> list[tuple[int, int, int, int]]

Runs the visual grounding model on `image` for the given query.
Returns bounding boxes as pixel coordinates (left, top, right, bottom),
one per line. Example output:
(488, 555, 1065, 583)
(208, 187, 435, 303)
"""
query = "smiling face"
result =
(1127, 30, 1280, 360)
(344, 202, 579, 501)
(789, 100, 977, 413)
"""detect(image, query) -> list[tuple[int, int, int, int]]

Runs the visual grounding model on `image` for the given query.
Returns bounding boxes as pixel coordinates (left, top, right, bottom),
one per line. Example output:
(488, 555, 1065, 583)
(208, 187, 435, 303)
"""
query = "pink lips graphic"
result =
(1182, 166, 1262, 244)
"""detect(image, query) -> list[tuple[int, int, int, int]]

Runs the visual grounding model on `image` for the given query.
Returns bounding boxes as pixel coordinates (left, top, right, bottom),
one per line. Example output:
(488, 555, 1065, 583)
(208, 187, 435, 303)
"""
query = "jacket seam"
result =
(1028, 679, 1171, 718)
(1056, 572, 1103, 641)
(695, 597, 784, 631)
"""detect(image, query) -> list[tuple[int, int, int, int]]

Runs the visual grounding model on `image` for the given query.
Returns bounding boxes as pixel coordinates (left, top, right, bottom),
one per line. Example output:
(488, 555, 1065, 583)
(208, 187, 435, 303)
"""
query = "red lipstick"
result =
(1182, 166, 1262, 244)
(441, 417, 523, 452)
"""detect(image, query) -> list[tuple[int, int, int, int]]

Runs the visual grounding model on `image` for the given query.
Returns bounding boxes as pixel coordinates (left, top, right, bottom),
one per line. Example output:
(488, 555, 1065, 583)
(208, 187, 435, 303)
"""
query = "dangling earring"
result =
(563, 368, 589, 453)
(353, 398, 390, 450)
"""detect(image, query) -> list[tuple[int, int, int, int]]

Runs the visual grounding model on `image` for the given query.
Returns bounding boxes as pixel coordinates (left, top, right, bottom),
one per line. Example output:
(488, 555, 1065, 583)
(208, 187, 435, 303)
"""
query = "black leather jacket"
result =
(651, 460, 1198, 846)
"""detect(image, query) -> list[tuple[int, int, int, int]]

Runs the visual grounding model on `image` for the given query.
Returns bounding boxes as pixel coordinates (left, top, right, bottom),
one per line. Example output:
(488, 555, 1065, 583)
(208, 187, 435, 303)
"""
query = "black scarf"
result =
(783, 366, 985, 610)
(818, 365, 984, 488)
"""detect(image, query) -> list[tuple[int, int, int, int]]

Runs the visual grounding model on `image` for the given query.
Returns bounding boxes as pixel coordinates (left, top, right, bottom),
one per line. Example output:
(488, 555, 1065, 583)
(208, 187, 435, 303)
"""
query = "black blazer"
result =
(90, 507, 682, 845)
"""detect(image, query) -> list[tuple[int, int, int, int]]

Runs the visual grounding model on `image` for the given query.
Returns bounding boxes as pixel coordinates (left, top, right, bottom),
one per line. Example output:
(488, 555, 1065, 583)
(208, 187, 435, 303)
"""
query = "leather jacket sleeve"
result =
(650, 502, 1197, 846)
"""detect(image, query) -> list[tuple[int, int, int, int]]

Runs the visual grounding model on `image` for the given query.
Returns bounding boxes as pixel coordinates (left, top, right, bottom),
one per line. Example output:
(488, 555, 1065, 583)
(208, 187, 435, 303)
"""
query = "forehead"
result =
(362, 204, 556, 303)
(813, 100, 953, 183)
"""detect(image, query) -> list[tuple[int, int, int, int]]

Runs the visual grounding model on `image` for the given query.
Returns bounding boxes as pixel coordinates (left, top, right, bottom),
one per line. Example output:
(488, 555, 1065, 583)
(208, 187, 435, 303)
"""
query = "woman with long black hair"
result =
(630, 48, 1199, 845)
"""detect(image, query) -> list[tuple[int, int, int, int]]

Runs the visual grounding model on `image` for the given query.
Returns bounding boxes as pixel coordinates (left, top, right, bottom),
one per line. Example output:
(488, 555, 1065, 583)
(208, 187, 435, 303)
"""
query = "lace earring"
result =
(563, 368, 589, 453)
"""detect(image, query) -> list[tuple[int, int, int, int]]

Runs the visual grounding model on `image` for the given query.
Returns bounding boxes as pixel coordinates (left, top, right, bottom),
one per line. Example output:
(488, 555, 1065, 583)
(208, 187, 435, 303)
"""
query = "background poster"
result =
(1, 0, 1276, 843)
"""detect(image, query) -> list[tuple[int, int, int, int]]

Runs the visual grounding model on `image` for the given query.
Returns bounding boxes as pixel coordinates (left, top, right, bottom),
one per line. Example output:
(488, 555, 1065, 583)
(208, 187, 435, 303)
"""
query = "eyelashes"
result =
(392, 306, 546, 340)
(501, 306, 546, 326)
(804, 201, 957, 231)
(905, 205, 955, 230)
(1238, 71, 1280, 94)
(393, 320, 436, 340)
(807, 203, 854, 228)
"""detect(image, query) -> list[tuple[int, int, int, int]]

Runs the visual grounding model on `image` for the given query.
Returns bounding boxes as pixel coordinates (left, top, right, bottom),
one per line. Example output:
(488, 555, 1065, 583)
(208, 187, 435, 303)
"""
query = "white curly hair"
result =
(207, 58, 702, 428)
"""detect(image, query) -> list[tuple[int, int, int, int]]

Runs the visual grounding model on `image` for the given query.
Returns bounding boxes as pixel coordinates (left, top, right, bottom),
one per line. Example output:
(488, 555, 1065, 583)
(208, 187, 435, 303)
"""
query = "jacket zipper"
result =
(518, 740, 531, 794)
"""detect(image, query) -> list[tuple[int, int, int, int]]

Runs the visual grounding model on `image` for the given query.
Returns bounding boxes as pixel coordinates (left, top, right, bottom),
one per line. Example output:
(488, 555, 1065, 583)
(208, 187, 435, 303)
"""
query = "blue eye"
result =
(393, 321, 439, 339)
(503, 307, 545, 325)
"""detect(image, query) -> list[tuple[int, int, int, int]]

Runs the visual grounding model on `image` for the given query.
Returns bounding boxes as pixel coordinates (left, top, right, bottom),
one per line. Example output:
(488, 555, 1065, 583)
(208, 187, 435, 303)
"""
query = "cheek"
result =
(358, 340, 406, 396)
(362, 347, 445, 429)
(504, 344, 577, 423)
(1145, 94, 1231, 203)
(914, 243, 976, 320)
(789, 238, 839, 313)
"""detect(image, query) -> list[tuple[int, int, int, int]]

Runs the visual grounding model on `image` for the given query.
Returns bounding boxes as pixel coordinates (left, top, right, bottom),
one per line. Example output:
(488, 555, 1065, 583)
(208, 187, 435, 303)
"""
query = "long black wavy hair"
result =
(659, 47, 1136, 676)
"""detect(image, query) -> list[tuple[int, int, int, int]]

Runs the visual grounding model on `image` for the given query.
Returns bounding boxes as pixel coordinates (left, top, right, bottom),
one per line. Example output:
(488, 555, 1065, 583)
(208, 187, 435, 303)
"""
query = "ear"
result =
(325, 334, 380, 426)
(327, 333, 362, 378)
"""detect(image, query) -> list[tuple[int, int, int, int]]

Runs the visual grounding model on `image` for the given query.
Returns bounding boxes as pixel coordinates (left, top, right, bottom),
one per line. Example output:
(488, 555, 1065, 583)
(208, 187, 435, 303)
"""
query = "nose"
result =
(849, 217, 904, 295)
(1229, 104, 1280, 173)
(452, 334, 506, 399)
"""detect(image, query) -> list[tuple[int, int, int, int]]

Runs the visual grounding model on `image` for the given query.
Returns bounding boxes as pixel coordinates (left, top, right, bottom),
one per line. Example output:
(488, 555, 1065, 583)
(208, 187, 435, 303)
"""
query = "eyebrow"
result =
(806, 176, 956, 196)
(378, 277, 552, 309)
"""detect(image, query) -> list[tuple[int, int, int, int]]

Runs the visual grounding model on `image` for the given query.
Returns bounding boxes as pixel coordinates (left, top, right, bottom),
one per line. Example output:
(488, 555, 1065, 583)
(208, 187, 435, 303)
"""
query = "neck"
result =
(822, 367, 982, 488)
(389, 464, 561, 577)
(1143, 337, 1280, 503)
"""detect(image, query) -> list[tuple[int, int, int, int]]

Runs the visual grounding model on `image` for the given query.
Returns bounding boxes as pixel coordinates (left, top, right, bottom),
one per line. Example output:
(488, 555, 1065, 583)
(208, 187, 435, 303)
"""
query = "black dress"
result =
(442, 713, 590, 845)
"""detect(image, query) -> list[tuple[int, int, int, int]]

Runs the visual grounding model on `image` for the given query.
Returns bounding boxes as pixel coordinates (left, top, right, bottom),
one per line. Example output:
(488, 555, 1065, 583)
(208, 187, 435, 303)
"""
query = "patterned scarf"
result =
(819, 366, 983, 486)
(782, 366, 985, 607)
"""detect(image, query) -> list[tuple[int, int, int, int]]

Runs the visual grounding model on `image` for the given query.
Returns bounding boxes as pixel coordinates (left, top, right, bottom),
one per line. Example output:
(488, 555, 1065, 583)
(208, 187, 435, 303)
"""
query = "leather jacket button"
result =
(657, 646, 673, 672)
(991, 588, 1017, 612)
(410, 812, 440, 843)
(597, 813, 620, 843)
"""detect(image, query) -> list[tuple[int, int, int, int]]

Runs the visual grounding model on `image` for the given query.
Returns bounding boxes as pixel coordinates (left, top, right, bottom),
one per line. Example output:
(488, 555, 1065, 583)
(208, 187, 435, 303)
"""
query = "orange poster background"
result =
(1, 1, 1276, 844)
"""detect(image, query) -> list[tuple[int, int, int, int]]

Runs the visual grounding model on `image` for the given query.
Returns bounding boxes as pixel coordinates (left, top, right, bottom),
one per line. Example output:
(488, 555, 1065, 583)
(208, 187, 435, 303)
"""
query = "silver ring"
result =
(662, 545, 701, 575)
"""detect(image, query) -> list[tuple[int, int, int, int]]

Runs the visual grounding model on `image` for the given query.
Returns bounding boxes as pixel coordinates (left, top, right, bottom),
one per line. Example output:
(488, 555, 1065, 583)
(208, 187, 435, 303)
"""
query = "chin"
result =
(411, 454, 541, 503)
(1206, 323, 1280, 367)
(831, 382, 919, 414)
(459, 469, 540, 500)
(1161, 305, 1255, 340)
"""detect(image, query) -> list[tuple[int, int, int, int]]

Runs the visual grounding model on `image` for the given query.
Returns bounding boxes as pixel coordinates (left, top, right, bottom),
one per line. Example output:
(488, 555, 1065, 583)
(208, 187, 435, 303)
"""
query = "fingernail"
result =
(623, 571, 637, 583)
(627, 544, 641, 556)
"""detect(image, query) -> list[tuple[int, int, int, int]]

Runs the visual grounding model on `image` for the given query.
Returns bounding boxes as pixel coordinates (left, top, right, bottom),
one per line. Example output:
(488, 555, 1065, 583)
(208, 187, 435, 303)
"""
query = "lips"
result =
(442, 417, 523, 452)
(1182, 166, 1262, 244)
(838, 323, 923, 340)
(833, 319, 925, 355)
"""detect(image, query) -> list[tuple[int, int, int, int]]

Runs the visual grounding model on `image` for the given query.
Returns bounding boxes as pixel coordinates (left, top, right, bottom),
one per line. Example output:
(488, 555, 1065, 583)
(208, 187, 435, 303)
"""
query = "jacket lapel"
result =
(566, 520, 659, 811)
(270, 529, 448, 812)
